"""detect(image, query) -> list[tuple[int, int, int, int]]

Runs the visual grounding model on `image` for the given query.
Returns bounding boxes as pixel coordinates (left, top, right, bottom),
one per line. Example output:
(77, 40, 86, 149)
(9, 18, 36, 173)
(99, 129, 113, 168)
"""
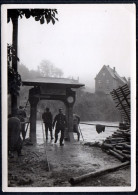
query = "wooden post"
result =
(64, 102, 74, 142)
(29, 97, 39, 143)
(64, 103, 70, 141)
(68, 104, 74, 142)
(65, 89, 76, 142)
(11, 16, 18, 115)
(12, 17, 18, 71)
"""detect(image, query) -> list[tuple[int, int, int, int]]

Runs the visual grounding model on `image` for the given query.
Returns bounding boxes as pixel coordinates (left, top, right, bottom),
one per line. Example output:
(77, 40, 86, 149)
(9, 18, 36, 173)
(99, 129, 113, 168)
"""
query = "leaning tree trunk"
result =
(69, 161, 130, 185)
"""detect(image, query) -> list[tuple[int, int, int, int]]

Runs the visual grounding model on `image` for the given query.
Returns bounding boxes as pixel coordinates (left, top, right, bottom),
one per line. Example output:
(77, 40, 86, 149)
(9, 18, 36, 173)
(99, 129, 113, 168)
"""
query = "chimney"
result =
(113, 67, 115, 72)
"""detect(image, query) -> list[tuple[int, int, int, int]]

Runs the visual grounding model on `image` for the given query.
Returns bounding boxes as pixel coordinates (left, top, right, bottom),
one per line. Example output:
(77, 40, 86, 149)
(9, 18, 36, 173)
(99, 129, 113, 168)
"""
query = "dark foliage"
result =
(7, 44, 19, 66)
(8, 44, 21, 96)
(7, 9, 58, 25)
(74, 89, 121, 122)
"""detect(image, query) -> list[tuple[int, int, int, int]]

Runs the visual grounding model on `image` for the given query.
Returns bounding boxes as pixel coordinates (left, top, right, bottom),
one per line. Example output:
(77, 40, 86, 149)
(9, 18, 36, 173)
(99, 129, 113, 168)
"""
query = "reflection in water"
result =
(26, 121, 119, 145)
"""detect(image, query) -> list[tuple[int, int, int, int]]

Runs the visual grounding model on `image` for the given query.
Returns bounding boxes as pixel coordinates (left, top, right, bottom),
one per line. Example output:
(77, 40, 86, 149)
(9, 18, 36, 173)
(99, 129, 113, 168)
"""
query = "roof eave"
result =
(22, 81, 85, 88)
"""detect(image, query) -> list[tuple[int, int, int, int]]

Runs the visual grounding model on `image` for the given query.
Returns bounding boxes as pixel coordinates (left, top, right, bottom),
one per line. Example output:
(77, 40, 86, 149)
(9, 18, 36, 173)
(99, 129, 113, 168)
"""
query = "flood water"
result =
(26, 121, 119, 145)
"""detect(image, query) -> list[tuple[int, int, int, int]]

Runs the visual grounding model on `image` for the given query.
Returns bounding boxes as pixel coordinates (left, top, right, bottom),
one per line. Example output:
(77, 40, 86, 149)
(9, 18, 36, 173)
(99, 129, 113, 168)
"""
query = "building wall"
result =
(95, 66, 114, 94)
(95, 67, 127, 94)
(117, 79, 126, 88)
(113, 78, 119, 90)
(95, 65, 128, 96)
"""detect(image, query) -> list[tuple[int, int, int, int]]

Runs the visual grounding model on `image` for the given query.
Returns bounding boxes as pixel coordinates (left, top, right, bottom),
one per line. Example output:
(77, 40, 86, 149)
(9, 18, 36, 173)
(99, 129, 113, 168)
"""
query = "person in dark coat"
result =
(73, 114, 80, 141)
(53, 108, 67, 146)
(17, 106, 27, 141)
(8, 115, 23, 158)
(42, 107, 53, 140)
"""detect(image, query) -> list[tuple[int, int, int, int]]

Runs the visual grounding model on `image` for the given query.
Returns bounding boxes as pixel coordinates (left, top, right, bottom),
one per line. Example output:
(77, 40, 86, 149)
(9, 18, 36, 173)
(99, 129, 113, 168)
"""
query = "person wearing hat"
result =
(53, 108, 67, 146)
(42, 107, 53, 140)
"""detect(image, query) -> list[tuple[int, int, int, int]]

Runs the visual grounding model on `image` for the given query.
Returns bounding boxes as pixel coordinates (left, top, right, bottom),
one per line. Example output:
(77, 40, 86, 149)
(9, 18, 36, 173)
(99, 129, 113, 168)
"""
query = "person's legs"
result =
(55, 128, 59, 143)
(76, 125, 80, 141)
(16, 136, 23, 156)
(77, 131, 80, 141)
(74, 124, 80, 141)
(45, 124, 48, 139)
(49, 124, 54, 139)
(8, 134, 14, 158)
(60, 129, 64, 146)
(50, 131, 54, 139)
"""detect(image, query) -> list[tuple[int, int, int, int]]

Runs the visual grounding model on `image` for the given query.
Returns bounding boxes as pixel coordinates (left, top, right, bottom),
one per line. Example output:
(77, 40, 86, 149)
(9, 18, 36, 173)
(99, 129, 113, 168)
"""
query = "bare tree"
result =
(38, 60, 63, 78)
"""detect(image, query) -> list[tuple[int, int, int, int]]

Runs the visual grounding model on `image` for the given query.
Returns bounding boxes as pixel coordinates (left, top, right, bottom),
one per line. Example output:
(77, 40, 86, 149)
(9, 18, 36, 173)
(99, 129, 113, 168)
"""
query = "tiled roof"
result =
(106, 66, 127, 84)
(22, 77, 84, 88)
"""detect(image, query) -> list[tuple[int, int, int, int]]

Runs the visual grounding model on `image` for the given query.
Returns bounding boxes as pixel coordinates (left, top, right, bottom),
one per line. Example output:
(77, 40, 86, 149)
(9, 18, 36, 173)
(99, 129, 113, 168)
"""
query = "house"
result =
(95, 65, 127, 94)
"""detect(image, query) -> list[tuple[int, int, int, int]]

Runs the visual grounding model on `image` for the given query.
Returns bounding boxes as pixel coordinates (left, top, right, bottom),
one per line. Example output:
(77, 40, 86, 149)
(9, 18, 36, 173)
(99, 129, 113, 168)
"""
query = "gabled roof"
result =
(96, 65, 127, 84)
(106, 65, 116, 79)
(122, 77, 128, 83)
(106, 66, 127, 83)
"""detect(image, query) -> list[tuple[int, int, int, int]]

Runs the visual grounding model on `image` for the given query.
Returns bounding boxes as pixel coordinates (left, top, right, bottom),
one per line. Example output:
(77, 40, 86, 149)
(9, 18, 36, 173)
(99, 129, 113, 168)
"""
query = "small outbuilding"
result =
(22, 77, 84, 143)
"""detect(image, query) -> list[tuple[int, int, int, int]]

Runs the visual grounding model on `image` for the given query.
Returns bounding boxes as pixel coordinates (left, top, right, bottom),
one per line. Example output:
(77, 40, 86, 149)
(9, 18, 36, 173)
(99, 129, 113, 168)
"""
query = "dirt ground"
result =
(8, 139, 131, 188)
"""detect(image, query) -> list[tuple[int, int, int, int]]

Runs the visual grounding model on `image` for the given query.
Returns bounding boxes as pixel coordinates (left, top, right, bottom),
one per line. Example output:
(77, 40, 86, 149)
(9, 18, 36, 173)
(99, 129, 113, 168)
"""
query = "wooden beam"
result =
(69, 161, 130, 185)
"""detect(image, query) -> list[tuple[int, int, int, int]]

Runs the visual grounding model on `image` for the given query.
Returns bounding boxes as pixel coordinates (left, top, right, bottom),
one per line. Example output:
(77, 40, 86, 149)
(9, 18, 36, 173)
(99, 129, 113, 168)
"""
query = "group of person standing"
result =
(8, 106, 81, 158)
(42, 107, 80, 146)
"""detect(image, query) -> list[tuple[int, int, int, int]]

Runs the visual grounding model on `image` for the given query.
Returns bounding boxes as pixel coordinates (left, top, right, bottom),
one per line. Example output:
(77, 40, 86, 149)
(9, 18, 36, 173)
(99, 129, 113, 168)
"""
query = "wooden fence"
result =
(110, 84, 130, 123)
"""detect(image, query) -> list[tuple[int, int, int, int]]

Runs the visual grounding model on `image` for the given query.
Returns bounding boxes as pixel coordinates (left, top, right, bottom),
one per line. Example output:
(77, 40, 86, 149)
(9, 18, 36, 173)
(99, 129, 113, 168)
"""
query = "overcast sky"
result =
(7, 4, 135, 88)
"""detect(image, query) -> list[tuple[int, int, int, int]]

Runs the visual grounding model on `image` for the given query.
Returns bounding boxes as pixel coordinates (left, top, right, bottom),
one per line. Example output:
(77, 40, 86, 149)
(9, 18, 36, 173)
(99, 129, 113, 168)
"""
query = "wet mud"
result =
(8, 140, 130, 187)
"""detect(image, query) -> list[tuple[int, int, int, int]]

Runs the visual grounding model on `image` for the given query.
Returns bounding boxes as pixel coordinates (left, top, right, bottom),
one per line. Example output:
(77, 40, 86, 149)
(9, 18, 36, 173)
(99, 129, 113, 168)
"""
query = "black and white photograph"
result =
(2, 3, 136, 192)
